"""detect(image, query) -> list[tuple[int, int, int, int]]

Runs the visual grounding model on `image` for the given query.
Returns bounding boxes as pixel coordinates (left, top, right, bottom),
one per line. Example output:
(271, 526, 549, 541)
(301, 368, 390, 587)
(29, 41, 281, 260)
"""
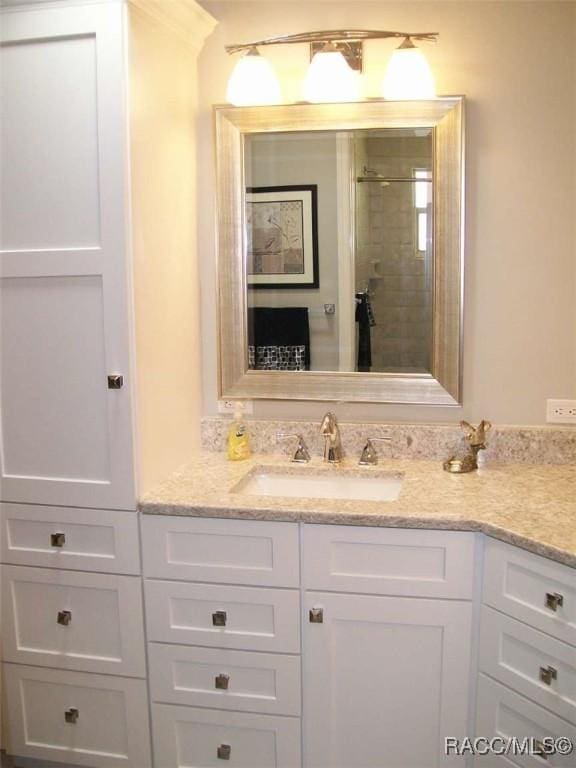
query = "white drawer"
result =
(149, 643, 301, 716)
(2, 663, 151, 768)
(475, 674, 576, 766)
(483, 538, 576, 646)
(0, 503, 140, 574)
(145, 580, 300, 653)
(152, 704, 301, 768)
(2, 565, 146, 677)
(479, 606, 576, 725)
(142, 515, 299, 587)
(303, 524, 476, 598)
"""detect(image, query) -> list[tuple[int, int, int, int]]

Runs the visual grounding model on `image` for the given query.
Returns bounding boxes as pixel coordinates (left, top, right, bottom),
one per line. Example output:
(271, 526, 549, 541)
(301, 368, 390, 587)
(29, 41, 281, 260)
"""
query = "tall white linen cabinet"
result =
(0, 0, 217, 764)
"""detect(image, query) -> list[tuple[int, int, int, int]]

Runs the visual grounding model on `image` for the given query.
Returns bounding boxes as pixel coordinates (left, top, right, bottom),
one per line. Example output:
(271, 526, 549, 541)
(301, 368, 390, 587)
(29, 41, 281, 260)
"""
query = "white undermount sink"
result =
(232, 466, 404, 502)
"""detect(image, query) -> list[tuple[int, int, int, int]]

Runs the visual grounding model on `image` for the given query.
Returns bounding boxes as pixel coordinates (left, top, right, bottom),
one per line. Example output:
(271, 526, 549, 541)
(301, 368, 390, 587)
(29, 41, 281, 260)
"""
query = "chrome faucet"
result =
(320, 412, 343, 464)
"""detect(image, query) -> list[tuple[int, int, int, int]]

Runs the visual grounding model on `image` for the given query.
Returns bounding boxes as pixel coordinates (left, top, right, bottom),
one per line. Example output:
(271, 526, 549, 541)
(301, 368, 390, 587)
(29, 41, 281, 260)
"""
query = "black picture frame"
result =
(246, 185, 319, 289)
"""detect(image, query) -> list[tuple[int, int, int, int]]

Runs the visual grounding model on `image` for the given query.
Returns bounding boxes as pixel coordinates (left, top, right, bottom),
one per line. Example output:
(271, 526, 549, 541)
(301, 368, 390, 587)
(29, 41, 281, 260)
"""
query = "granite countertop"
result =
(139, 453, 576, 568)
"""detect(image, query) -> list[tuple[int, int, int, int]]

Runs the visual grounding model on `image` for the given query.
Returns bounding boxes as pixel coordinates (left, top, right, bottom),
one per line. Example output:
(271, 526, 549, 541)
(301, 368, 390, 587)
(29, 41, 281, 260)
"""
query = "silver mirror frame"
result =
(215, 97, 465, 405)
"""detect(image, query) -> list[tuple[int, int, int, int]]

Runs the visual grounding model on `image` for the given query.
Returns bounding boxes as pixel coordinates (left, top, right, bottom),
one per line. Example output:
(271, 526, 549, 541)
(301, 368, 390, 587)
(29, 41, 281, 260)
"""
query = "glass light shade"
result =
(302, 50, 359, 103)
(226, 50, 282, 106)
(381, 44, 435, 100)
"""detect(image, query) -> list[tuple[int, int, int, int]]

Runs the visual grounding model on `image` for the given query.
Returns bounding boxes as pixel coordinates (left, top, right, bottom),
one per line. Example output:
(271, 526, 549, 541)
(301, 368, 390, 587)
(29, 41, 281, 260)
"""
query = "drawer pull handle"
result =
(212, 611, 227, 627)
(107, 374, 124, 389)
(64, 708, 79, 724)
(57, 610, 72, 626)
(51, 532, 66, 548)
(545, 592, 564, 611)
(309, 607, 324, 623)
(215, 673, 230, 690)
(533, 740, 548, 760)
(539, 665, 558, 685)
(217, 744, 231, 760)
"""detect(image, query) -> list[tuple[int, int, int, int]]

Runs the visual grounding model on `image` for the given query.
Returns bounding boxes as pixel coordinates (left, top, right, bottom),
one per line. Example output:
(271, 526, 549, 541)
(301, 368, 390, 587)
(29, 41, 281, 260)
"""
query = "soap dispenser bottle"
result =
(227, 403, 251, 461)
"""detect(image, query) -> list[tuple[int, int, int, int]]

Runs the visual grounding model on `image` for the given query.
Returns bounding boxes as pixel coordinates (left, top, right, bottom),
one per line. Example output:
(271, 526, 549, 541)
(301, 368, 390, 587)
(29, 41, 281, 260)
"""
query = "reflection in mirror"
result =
(215, 99, 463, 405)
(244, 129, 433, 375)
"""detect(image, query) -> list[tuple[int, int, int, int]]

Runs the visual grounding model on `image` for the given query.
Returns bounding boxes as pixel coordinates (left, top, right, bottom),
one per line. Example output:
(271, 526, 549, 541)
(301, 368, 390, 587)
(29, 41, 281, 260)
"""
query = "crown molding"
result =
(128, 0, 217, 50)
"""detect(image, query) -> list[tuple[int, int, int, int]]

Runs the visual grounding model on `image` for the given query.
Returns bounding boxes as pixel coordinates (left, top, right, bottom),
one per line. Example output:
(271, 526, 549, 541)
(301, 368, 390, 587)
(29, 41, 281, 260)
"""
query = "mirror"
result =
(216, 98, 464, 404)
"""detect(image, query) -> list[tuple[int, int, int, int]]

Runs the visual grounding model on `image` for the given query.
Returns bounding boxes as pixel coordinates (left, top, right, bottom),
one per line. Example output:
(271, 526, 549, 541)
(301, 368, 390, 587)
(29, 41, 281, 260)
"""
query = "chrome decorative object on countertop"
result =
(443, 420, 492, 473)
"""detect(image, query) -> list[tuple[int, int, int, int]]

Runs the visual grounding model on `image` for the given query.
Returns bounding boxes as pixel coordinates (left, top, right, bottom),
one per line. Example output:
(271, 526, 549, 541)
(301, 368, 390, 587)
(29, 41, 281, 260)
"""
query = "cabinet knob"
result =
(51, 532, 66, 548)
(212, 611, 227, 627)
(215, 673, 230, 690)
(545, 592, 564, 611)
(217, 744, 231, 760)
(57, 610, 72, 626)
(539, 665, 558, 686)
(107, 374, 124, 390)
(64, 708, 79, 724)
(309, 607, 324, 623)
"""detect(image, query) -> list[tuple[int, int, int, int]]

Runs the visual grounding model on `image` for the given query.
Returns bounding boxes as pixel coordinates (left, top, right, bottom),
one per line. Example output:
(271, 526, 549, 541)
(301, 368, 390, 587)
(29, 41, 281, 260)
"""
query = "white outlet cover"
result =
(546, 399, 576, 424)
(217, 399, 254, 415)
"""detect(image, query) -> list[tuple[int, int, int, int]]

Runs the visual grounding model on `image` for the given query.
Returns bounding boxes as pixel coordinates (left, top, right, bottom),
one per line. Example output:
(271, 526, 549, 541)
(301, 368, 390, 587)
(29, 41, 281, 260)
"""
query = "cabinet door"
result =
(303, 525, 475, 599)
(145, 580, 300, 653)
(152, 704, 301, 768)
(0, 3, 135, 509)
(0, 503, 140, 574)
(142, 516, 300, 587)
(149, 644, 301, 716)
(3, 663, 151, 767)
(2, 565, 146, 676)
(475, 674, 576, 767)
(303, 592, 472, 768)
(483, 539, 576, 646)
(479, 605, 576, 725)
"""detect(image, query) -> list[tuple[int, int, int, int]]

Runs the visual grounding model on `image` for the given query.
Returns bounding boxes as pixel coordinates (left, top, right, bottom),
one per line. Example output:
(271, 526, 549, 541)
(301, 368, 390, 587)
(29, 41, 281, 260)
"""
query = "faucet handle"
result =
(276, 433, 311, 463)
(359, 436, 391, 466)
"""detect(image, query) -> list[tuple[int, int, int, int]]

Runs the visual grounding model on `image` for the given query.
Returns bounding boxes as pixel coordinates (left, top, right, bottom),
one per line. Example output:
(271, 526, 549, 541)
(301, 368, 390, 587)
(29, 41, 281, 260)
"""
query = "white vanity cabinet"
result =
(302, 525, 475, 768)
(1, 505, 151, 767)
(143, 516, 476, 768)
(475, 539, 576, 765)
(0, 0, 215, 763)
(142, 516, 303, 768)
(0, 0, 215, 509)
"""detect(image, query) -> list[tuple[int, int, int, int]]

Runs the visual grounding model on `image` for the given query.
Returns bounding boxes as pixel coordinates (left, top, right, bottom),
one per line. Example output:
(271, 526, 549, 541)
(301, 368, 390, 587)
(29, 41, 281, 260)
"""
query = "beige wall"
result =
(197, 0, 576, 425)
(130, 6, 208, 491)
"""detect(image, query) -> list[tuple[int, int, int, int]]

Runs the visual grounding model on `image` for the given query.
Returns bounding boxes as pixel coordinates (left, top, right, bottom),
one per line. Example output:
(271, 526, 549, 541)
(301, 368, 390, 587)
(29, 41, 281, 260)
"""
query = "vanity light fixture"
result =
(302, 42, 359, 103)
(225, 46, 282, 106)
(381, 36, 435, 99)
(225, 29, 438, 105)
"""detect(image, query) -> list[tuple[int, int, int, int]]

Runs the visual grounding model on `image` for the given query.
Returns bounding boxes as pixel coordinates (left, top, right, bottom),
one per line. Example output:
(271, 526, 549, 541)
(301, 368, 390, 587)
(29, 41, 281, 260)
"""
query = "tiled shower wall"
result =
(355, 135, 433, 373)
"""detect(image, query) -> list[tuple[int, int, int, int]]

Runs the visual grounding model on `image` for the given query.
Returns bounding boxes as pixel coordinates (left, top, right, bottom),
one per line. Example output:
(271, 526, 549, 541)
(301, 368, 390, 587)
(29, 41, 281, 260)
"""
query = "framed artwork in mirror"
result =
(246, 185, 319, 289)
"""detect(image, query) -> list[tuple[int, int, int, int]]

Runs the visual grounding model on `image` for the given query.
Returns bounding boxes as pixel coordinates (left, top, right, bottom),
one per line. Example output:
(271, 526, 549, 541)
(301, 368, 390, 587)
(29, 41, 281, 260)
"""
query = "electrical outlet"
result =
(217, 399, 254, 415)
(546, 399, 576, 424)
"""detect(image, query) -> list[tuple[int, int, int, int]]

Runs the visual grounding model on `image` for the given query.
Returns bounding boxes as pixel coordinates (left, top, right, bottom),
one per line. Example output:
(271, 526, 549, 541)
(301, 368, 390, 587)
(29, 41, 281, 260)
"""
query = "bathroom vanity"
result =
(133, 454, 576, 768)
(1, 453, 575, 767)
(141, 516, 473, 767)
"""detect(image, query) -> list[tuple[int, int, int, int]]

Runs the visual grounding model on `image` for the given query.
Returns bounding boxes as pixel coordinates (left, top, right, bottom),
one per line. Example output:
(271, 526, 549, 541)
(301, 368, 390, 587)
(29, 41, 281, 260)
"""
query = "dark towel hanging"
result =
(355, 293, 372, 372)
(248, 307, 311, 371)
